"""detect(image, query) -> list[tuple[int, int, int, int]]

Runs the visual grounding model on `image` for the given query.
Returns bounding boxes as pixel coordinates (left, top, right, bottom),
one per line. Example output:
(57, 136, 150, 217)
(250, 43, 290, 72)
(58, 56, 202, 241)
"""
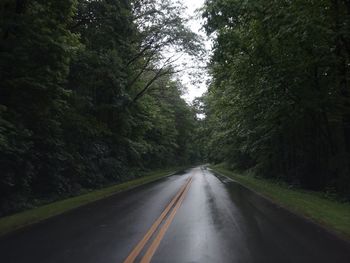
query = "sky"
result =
(178, 0, 211, 103)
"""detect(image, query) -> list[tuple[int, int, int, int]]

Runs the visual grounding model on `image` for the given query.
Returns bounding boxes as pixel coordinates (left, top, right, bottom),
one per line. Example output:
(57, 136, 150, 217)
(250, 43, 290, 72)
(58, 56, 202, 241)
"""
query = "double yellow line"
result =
(123, 176, 193, 263)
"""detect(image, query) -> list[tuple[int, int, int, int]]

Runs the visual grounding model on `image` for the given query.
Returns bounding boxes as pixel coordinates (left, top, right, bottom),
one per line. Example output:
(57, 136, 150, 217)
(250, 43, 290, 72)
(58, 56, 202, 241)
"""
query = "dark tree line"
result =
(0, 0, 202, 216)
(201, 0, 350, 198)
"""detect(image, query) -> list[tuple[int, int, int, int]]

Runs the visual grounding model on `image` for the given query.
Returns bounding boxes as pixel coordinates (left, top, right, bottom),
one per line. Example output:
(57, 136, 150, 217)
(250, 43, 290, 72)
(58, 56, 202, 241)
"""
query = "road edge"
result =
(208, 165, 350, 243)
(0, 167, 188, 237)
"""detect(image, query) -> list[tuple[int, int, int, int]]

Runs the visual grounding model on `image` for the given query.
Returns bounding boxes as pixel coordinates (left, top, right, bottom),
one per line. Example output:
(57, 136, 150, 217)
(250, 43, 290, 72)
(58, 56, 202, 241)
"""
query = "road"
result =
(0, 166, 350, 263)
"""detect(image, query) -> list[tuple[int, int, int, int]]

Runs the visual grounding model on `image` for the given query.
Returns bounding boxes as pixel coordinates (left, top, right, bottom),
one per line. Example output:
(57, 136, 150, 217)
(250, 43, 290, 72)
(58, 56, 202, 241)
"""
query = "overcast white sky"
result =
(179, 0, 211, 103)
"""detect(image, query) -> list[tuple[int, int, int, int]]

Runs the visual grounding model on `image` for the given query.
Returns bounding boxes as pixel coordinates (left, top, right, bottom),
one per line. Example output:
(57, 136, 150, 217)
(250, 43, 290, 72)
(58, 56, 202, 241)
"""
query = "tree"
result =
(202, 0, 350, 198)
(0, 0, 202, 216)
(0, 0, 79, 213)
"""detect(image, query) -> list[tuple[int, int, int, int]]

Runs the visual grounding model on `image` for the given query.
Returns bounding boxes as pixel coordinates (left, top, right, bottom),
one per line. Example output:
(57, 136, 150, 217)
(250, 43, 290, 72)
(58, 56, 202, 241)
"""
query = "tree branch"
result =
(127, 50, 157, 89)
(132, 68, 171, 103)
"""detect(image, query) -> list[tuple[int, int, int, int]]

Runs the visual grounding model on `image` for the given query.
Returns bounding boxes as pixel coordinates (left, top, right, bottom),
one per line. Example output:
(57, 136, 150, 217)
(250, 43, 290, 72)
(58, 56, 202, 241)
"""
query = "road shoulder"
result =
(0, 167, 186, 237)
(209, 164, 350, 241)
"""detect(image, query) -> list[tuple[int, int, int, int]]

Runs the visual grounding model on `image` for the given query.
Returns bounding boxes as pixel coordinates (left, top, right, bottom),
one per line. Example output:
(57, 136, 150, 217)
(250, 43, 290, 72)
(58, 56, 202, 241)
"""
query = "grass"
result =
(0, 167, 182, 237)
(210, 163, 350, 240)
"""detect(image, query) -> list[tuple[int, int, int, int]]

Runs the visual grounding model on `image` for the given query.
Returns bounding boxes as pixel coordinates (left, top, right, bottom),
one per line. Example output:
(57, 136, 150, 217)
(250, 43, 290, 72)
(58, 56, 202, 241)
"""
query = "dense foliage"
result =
(202, 0, 350, 198)
(0, 0, 201, 216)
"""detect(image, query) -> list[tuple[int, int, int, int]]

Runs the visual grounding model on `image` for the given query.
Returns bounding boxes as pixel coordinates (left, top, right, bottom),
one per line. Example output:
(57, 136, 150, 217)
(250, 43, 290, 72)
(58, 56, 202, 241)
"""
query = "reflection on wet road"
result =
(0, 167, 349, 262)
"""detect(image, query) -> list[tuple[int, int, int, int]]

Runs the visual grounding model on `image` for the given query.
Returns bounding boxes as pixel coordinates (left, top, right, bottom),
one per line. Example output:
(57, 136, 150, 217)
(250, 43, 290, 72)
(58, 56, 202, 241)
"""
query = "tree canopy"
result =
(2, 0, 350, 216)
(201, 0, 350, 198)
(0, 0, 202, 216)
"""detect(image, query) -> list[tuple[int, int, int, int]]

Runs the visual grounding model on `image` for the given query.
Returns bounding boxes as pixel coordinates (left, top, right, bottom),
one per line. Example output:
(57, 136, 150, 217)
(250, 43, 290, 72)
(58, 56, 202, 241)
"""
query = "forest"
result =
(0, 0, 203, 216)
(200, 0, 350, 199)
(1, 0, 350, 218)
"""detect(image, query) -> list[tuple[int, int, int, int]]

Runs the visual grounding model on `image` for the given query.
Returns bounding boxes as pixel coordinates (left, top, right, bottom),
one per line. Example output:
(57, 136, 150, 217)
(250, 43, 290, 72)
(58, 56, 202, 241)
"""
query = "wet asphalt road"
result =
(1, 166, 350, 263)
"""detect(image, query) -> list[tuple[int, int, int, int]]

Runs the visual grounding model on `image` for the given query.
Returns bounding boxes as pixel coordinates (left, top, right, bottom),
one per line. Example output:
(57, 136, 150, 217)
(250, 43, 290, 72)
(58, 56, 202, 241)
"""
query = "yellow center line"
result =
(123, 177, 192, 263)
(140, 177, 193, 263)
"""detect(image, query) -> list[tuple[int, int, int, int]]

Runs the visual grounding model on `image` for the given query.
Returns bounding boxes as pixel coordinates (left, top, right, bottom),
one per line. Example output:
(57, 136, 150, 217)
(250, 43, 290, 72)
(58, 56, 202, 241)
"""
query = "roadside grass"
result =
(210, 164, 350, 240)
(0, 167, 183, 237)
